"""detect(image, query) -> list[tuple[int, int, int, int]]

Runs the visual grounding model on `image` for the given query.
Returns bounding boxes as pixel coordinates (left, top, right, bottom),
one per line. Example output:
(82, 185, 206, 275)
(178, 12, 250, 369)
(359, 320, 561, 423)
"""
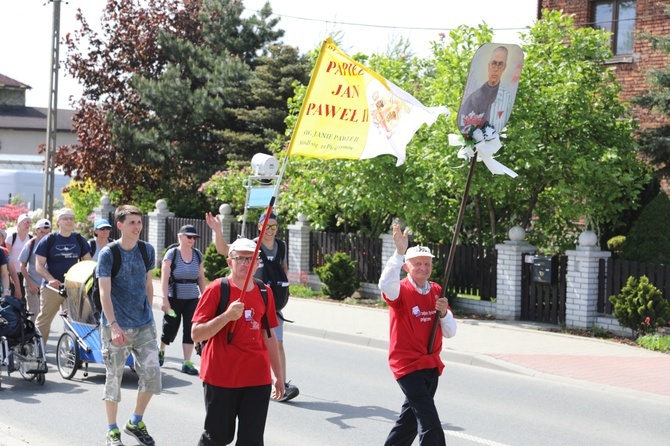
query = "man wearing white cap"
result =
(6, 212, 33, 299)
(35, 208, 91, 343)
(19, 219, 51, 321)
(192, 237, 284, 446)
(378, 224, 457, 446)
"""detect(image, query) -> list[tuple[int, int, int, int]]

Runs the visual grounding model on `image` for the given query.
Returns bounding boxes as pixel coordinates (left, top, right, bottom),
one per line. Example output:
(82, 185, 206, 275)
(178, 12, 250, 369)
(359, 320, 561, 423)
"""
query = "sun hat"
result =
(94, 219, 112, 230)
(36, 219, 51, 229)
(228, 238, 257, 254)
(178, 224, 200, 238)
(405, 246, 435, 261)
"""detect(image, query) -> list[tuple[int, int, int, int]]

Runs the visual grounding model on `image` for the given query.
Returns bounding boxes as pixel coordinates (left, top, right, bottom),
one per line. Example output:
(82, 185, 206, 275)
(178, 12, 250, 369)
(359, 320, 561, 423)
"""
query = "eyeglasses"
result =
(266, 224, 278, 231)
(231, 256, 258, 264)
(489, 60, 506, 68)
(185, 235, 197, 240)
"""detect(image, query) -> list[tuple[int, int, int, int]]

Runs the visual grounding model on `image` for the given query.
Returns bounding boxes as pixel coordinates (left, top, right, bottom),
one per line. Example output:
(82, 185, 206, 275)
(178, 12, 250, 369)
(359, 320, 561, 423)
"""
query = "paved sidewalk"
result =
(282, 297, 670, 402)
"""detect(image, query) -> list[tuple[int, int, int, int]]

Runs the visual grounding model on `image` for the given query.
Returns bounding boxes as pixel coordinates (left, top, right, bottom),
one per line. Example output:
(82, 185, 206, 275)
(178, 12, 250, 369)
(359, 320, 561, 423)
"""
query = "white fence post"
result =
(148, 199, 174, 269)
(495, 226, 536, 320)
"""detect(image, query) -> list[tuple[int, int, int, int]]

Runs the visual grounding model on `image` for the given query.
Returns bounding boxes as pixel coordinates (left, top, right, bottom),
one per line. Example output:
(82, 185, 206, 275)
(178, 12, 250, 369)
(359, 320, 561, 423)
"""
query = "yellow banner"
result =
(287, 38, 447, 166)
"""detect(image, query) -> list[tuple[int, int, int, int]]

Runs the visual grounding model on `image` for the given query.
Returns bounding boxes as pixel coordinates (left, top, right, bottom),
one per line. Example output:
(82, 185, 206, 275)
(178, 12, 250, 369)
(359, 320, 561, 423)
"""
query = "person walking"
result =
(18, 218, 51, 321)
(97, 205, 160, 446)
(378, 224, 457, 446)
(89, 219, 114, 261)
(34, 208, 91, 344)
(254, 212, 299, 402)
(158, 224, 206, 375)
(6, 212, 32, 299)
(192, 238, 284, 446)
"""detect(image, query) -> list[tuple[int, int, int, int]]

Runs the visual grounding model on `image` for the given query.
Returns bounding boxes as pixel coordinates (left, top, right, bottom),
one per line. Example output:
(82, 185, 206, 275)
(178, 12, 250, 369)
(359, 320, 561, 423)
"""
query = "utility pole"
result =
(43, 0, 61, 221)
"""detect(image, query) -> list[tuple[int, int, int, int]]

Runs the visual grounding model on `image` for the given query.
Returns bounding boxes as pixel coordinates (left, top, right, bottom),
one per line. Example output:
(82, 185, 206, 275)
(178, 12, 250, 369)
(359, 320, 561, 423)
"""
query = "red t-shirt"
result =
(192, 278, 278, 388)
(383, 279, 444, 380)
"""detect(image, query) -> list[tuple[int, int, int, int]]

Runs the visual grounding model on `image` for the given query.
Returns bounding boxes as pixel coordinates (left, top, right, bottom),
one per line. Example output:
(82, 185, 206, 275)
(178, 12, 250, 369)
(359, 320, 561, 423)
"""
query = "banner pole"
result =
(427, 153, 478, 353)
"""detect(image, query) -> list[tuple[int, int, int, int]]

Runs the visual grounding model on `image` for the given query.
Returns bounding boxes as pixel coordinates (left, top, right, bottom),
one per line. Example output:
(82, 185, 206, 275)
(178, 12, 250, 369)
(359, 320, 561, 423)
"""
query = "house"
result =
(0, 73, 76, 208)
(538, 0, 670, 130)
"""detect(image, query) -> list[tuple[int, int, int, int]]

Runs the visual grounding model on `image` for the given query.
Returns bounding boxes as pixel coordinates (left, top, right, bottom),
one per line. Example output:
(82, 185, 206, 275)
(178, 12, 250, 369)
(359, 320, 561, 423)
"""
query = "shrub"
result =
(622, 193, 670, 264)
(314, 251, 360, 300)
(609, 275, 670, 337)
(606, 235, 626, 257)
(203, 243, 229, 281)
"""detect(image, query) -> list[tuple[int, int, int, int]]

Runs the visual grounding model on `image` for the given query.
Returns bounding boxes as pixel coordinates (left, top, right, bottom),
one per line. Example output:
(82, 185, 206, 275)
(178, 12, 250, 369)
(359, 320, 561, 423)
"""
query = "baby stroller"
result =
(55, 260, 134, 379)
(0, 296, 48, 387)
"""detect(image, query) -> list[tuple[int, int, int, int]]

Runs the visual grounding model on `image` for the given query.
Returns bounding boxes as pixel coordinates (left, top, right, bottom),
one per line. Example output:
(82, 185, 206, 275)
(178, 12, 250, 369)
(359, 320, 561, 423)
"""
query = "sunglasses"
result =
(184, 235, 197, 240)
(265, 224, 278, 231)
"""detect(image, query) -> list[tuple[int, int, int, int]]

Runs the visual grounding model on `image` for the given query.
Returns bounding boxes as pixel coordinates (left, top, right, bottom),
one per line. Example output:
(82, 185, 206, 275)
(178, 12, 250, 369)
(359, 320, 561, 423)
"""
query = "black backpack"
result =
(195, 278, 271, 356)
(89, 241, 152, 314)
(0, 297, 23, 338)
(24, 237, 38, 265)
(254, 237, 290, 311)
(89, 238, 115, 257)
(9, 232, 33, 246)
(164, 244, 203, 299)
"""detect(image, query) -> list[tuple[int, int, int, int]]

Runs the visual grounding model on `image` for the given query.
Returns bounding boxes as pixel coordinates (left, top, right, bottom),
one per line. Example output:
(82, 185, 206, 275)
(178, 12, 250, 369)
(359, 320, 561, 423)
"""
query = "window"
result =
(592, 0, 636, 55)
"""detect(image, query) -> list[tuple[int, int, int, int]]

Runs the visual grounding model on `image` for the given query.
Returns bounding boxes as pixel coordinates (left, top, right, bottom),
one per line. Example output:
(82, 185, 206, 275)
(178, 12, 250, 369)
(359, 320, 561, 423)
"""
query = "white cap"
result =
(405, 246, 435, 261)
(17, 213, 31, 224)
(56, 208, 75, 220)
(36, 218, 51, 229)
(228, 238, 257, 255)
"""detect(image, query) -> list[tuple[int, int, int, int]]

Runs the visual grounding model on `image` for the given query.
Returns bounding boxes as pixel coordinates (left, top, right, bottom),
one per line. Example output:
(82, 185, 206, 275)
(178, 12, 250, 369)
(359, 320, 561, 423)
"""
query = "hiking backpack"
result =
(195, 278, 271, 356)
(0, 297, 23, 338)
(89, 238, 115, 257)
(89, 241, 152, 314)
(254, 237, 290, 311)
(164, 243, 203, 299)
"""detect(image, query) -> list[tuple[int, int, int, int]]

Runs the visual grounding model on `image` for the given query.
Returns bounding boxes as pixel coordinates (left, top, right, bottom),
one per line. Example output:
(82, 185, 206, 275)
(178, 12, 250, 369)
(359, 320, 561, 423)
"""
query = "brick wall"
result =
(541, 0, 670, 130)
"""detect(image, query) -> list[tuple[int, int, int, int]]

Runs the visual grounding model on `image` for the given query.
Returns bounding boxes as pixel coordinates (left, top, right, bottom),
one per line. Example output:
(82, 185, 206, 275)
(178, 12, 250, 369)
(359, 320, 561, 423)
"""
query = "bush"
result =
(314, 252, 360, 300)
(622, 193, 670, 264)
(203, 243, 229, 281)
(607, 235, 626, 257)
(609, 275, 670, 337)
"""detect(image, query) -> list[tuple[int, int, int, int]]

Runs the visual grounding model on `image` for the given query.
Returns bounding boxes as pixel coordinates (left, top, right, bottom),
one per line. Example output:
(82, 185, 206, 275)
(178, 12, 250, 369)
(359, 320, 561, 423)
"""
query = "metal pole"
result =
(427, 153, 478, 353)
(43, 0, 61, 221)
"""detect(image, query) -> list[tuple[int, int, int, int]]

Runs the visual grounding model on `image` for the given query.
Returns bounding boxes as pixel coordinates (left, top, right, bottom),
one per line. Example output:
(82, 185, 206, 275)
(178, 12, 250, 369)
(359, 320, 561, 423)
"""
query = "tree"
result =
(622, 193, 670, 264)
(59, 0, 309, 215)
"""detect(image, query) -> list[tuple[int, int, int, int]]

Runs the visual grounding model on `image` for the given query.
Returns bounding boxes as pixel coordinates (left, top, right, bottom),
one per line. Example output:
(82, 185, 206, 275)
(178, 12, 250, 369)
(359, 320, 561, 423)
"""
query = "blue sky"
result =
(0, 0, 537, 108)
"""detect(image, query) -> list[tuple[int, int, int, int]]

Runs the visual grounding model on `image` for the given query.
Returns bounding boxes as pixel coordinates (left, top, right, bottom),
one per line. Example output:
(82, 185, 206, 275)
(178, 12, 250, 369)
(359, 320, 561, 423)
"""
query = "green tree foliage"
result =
(203, 242, 229, 281)
(609, 275, 670, 337)
(622, 193, 670, 264)
(314, 252, 360, 300)
(59, 0, 310, 216)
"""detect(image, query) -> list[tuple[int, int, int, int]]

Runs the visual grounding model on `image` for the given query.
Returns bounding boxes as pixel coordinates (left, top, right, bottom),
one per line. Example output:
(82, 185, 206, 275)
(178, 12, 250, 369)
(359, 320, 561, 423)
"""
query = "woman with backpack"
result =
(159, 225, 206, 375)
(89, 219, 114, 261)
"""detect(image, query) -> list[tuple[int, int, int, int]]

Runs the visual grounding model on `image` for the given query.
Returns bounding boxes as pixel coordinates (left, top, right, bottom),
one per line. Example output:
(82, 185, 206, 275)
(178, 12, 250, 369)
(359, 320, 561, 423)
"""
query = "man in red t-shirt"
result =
(378, 224, 457, 446)
(192, 238, 284, 446)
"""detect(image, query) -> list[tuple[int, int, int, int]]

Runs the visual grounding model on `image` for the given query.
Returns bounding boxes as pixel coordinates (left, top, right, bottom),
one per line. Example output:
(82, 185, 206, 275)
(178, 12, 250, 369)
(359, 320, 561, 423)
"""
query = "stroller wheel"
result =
(57, 332, 80, 380)
(35, 372, 45, 385)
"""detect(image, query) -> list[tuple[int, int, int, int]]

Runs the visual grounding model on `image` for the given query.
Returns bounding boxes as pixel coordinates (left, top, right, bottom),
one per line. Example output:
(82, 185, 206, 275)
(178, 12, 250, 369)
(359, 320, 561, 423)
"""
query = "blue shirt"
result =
(96, 241, 156, 329)
(35, 232, 91, 284)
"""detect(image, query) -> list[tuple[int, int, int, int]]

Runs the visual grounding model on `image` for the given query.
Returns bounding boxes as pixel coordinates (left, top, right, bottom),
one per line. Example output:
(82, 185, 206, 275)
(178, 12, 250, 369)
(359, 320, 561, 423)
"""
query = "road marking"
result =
(445, 430, 512, 446)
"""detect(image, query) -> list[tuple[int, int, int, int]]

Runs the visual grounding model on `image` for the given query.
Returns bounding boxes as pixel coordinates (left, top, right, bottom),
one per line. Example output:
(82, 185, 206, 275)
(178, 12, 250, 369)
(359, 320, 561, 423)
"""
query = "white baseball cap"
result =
(405, 246, 435, 261)
(36, 219, 51, 229)
(17, 213, 31, 224)
(228, 238, 257, 255)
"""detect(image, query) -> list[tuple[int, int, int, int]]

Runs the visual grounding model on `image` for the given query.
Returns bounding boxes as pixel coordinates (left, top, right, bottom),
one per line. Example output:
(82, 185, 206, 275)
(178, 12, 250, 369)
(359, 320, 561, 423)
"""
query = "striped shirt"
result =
(164, 247, 201, 299)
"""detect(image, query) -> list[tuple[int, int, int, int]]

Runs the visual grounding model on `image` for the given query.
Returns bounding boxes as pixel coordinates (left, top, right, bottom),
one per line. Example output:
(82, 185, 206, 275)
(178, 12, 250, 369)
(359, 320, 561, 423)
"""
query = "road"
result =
(1, 310, 669, 446)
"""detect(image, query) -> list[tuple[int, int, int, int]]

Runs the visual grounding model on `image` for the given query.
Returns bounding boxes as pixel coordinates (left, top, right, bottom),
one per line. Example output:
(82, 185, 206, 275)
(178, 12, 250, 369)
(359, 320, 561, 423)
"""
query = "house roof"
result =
(0, 74, 30, 90)
(0, 106, 75, 132)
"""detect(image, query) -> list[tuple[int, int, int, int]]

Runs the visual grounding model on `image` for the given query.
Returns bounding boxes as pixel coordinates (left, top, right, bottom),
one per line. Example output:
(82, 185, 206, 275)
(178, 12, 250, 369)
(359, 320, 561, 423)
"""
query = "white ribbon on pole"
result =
(450, 126, 518, 178)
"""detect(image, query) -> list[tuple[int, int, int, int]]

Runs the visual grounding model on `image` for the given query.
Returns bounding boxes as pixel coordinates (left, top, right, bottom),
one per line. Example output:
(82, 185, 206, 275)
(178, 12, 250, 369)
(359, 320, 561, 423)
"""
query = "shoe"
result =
(278, 382, 300, 402)
(158, 350, 164, 367)
(181, 360, 198, 375)
(106, 428, 124, 446)
(123, 420, 155, 446)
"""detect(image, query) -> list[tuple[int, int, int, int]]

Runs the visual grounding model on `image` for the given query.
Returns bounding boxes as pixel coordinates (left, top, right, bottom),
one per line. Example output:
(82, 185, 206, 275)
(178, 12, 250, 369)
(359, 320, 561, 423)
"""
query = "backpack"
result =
(45, 232, 87, 260)
(9, 232, 33, 246)
(89, 241, 152, 314)
(254, 237, 290, 311)
(24, 237, 38, 266)
(165, 244, 203, 299)
(0, 297, 23, 338)
(195, 278, 271, 356)
(89, 238, 115, 257)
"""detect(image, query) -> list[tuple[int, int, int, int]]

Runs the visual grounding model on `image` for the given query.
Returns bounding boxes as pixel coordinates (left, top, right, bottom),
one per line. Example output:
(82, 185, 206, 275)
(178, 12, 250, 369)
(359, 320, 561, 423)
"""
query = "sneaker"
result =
(158, 350, 164, 367)
(278, 382, 300, 402)
(106, 428, 124, 446)
(123, 420, 155, 446)
(181, 360, 198, 375)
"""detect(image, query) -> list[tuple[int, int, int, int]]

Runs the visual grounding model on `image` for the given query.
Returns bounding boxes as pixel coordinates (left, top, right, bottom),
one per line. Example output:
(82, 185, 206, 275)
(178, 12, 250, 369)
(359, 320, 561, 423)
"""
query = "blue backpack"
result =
(0, 297, 23, 339)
